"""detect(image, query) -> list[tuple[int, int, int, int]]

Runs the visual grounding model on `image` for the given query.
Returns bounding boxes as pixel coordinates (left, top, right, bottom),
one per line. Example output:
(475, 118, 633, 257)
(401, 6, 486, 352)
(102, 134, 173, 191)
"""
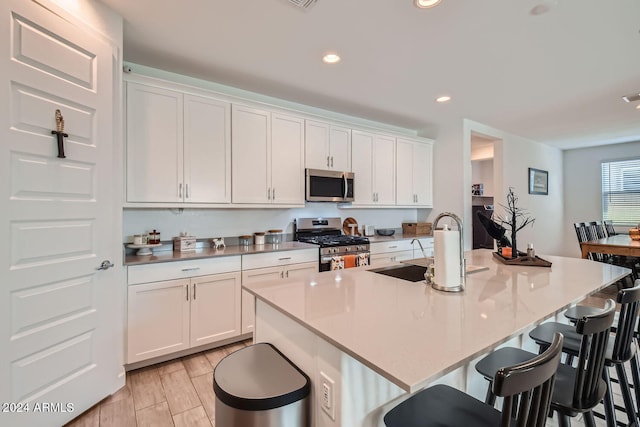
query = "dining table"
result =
(580, 234, 640, 259)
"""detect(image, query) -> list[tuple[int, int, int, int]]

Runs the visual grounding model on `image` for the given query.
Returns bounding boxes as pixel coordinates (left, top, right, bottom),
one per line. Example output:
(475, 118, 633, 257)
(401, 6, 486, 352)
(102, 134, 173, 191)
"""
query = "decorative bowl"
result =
(629, 228, 640, 240)
(376, 229, 395, 236)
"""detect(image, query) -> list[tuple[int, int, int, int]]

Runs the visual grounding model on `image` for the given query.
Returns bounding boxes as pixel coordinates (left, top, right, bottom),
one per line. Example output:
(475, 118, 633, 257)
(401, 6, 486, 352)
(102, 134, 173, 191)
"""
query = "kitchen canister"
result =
(266, 229, 283, 244)
(239, 235, 252, 246)
(254, 232, 265, 245)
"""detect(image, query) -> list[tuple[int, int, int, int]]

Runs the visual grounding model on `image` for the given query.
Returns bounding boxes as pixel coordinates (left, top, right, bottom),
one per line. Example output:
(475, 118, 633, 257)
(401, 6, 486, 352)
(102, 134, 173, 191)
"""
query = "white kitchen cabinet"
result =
(125, 81, 231, 204)
(370, 239, 416, 265)
(396, 138, 433, 207)
(351, 130, 396, 206)
(241, 249, 318, 334)
(127, 256, 242, 364)
(305, 120, 351, 171)
(232, 106, 304, 205)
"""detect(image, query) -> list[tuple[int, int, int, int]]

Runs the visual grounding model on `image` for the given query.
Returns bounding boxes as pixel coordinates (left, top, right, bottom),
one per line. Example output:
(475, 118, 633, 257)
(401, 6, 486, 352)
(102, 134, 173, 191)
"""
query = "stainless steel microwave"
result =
(305, 169, 354, 202)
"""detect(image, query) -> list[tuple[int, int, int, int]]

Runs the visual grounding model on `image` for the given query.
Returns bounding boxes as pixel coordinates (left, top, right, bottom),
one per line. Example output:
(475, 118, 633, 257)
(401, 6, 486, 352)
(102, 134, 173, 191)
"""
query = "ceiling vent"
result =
(287, 0, 317, 9)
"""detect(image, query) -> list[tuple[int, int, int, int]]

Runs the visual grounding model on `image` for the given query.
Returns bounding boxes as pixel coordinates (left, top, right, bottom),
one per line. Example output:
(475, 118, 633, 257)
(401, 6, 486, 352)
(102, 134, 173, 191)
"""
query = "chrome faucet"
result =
(411, 238, 428, 260)
(432, 212, 466, 292)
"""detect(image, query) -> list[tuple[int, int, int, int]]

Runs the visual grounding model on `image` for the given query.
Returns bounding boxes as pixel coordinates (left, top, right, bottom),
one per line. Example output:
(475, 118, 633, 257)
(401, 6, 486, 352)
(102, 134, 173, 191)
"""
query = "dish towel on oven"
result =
(344, 254, 357, 268)
(357, 253, 369, 266)
(331, 256, 344, 270)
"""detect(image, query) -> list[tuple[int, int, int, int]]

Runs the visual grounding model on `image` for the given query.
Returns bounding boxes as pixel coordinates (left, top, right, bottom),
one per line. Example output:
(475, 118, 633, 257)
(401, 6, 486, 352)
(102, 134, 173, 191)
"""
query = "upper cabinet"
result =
(232, 106, 304, 205)
(396, 138, 433, 207)
(351, 130, 396, 206)
(305, 120, 351, 171)
(125, 81, 231, 205)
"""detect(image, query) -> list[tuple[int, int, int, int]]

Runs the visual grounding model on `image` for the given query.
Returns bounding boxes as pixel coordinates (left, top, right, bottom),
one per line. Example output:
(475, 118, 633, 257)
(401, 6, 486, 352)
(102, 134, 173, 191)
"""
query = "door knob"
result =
(96, 260, 114, 270)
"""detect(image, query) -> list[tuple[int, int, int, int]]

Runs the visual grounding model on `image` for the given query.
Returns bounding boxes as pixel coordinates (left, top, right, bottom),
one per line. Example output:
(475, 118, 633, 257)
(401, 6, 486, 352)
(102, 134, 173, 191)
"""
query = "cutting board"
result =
(343, 217, 360, 235)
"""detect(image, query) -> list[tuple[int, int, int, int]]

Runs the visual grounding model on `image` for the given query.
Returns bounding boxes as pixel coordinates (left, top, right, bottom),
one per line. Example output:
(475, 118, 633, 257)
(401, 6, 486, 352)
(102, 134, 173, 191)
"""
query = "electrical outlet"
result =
(320, 371, 335, 420)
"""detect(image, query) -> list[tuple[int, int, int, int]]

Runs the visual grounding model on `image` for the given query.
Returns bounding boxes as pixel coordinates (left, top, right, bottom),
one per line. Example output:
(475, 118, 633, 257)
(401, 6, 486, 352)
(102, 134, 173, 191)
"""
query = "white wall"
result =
(562, 140, 640, 257)
(471, 159, 494, 196)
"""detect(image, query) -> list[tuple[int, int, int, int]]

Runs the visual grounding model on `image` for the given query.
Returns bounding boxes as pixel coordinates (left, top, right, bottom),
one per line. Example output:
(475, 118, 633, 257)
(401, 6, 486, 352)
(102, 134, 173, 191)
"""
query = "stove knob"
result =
(345, 247, 350, 252)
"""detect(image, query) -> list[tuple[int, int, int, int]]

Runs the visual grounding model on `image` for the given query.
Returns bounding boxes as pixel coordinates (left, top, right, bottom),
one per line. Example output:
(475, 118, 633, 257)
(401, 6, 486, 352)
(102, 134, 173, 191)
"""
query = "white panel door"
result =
(0, 1, 122, 425)
(329, 125, 351, 171)
(305, 120, 330, 170)
(190, 272, 241, 347)
(414, 142, 433, 206)
(271, 113, 304, 205)
(351, 130, 374, 205)
(396, 138, 415, 205)
(284, 262, 318, 279)
(373, 135, 396, 205)
(183, 94, 231, 203)
(231, 105, 270, 203)
(127, 279, 191, 363)
(126, 82, 183, 202)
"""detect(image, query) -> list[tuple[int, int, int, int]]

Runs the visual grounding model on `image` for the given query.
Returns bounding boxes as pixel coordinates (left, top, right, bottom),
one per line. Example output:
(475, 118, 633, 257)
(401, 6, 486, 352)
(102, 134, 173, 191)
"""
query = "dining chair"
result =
(604, 220, 617, 237)
(384, 333, 564, 427)
(476, 299, 617, 427)
(531, 285, 640, 427)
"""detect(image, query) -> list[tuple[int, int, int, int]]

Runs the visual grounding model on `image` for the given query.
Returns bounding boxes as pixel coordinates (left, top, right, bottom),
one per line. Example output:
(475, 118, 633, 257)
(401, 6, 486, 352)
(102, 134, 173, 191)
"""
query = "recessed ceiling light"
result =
(415, 0, 442, 9)
(636, 104, 640, 110)
(436, 95, 451, 103)
(530, 0, 558, 16)
(322, 53, 341, 64)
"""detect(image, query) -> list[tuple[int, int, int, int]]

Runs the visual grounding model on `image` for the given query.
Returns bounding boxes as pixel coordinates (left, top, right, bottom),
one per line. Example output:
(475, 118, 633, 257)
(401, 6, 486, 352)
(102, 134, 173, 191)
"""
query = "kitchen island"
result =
(242, 249, 630, 427)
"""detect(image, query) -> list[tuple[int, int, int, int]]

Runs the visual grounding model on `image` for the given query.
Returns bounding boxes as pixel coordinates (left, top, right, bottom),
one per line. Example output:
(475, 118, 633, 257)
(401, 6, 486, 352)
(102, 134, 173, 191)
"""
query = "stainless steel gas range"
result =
(295, 217, 370, 272)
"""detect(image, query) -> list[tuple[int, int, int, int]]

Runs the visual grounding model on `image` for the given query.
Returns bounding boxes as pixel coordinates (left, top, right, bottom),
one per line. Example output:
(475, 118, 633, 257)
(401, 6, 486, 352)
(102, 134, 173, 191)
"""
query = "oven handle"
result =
(321, 252, 370, 263)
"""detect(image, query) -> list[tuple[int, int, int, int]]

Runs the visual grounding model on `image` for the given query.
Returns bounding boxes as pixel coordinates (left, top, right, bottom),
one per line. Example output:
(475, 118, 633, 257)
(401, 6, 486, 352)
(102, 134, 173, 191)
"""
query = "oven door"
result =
(320, 251, 370, 272)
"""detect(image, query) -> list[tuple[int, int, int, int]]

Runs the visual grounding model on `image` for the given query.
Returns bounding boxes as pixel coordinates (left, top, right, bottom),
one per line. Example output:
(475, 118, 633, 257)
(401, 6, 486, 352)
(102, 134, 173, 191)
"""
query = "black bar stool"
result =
(476, 299, 617, 427)
(383, 333, 564, 427)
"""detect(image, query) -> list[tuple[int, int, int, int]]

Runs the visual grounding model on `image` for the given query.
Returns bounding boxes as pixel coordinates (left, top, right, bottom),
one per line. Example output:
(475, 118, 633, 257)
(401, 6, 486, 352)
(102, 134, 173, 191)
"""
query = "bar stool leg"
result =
(602, 369, 618, 427)
(584, 411, 597, 427)
(484, 380, 496, 406)
(632, 349, 640, 414)
(615, 363, 640, 426)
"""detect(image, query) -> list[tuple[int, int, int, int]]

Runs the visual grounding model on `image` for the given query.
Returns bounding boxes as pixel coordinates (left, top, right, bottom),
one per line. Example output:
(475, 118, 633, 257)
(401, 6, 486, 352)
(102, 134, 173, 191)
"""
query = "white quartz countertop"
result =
(243, 249, 630, 392)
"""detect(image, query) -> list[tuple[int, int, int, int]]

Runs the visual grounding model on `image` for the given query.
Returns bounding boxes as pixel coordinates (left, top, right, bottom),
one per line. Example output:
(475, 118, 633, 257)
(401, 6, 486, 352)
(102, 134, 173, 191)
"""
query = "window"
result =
(602, 158, 640, 226)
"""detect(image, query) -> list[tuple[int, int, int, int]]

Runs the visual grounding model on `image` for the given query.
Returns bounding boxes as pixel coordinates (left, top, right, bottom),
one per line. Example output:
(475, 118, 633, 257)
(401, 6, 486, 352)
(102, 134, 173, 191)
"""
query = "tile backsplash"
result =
(123, 204, 423, 243)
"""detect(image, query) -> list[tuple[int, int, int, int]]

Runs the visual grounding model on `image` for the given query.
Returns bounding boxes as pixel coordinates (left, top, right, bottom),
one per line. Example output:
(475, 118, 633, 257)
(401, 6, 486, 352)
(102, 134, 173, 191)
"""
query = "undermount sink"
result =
(369, 264, 428, 282)
(369, 259, 490, 283)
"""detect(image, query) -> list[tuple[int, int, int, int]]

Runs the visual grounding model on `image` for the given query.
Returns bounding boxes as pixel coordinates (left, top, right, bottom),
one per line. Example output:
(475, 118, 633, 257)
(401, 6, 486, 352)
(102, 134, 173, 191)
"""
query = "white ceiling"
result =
(99, 0, 640, 150)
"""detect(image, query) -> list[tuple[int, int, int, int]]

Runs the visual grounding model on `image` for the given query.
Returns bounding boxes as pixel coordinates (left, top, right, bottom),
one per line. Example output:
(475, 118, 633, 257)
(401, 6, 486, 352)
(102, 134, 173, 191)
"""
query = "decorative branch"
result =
(494, 187, 535, 258)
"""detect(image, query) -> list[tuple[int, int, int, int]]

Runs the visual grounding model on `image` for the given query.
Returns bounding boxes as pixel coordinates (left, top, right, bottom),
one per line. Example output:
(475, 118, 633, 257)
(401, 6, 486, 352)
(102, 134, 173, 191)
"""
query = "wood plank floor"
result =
(64, 283, 625, 427)
(65, 340, 251, 427)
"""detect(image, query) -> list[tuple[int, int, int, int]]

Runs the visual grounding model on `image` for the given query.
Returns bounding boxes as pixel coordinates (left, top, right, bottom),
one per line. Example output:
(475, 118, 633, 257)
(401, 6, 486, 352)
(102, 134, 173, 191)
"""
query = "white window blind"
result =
(602, 158, 640, 226)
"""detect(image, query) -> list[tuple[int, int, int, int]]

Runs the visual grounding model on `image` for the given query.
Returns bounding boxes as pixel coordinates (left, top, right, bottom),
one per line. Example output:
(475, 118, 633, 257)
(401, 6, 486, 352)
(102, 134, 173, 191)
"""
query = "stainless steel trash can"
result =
(213, 343, 310, 426)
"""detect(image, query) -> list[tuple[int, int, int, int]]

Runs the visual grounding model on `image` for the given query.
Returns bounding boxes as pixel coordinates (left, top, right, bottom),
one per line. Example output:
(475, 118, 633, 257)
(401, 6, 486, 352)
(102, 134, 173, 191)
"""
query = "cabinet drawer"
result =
(128, 256, 241, 285)
(370, 239, 414, 254)
(242, 248, 318, 270)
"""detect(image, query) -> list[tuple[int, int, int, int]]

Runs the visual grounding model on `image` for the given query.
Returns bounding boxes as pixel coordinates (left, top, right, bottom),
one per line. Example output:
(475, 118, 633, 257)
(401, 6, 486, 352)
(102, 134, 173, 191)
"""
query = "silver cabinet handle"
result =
(193, 283, 197, 300)
(179, 183, 183, 198)
(267, 188, 271, 200)
(278, 257, 292, 261)
(415, 194, 418, 203)
(96, 260, 114, 270)
(286, 270, 289, 278)
(273, 188, 276, 200)
(327, 156, 330, 167)
(331, 156, 334, 168)
(372, 193, 376, 202)
(181, 267, 200, 272)
(186, 183, 190, 199)
(389, 245, 398, 249)
(280, 271, 284, 279)
(185, 284, 189, 301)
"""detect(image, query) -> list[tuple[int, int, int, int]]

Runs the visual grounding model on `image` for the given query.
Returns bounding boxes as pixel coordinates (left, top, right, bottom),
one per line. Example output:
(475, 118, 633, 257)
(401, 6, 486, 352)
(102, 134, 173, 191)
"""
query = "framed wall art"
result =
(528, 168, 548, 195)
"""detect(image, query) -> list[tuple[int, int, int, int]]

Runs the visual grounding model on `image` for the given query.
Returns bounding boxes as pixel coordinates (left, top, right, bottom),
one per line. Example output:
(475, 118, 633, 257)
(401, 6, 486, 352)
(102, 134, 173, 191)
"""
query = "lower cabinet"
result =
(370, 237, 434, 265)
(241, 251, 318, 334)
(126, 256, 242, 364)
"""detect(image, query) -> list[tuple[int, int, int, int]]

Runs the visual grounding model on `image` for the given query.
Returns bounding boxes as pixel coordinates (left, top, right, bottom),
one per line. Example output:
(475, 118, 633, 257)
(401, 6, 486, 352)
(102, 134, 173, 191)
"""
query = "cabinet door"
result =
(126, 83, 183, 203)
(190, 272, 241, 347)
(271, 113, 304, 205)
(414, 142, 433, 207)
(241, 289, 255, 334)
(232, 105, 270, 203)
(183, 94, 231, 203)
(396, 138, 415, 205)
(329, 125, 351, 171)
(284, 262, 318, 279)
(305, 120, 330, 170)
(351, 130, 374, 205)
(127, 279, 190, 363)
(373, 135, 396, 205)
